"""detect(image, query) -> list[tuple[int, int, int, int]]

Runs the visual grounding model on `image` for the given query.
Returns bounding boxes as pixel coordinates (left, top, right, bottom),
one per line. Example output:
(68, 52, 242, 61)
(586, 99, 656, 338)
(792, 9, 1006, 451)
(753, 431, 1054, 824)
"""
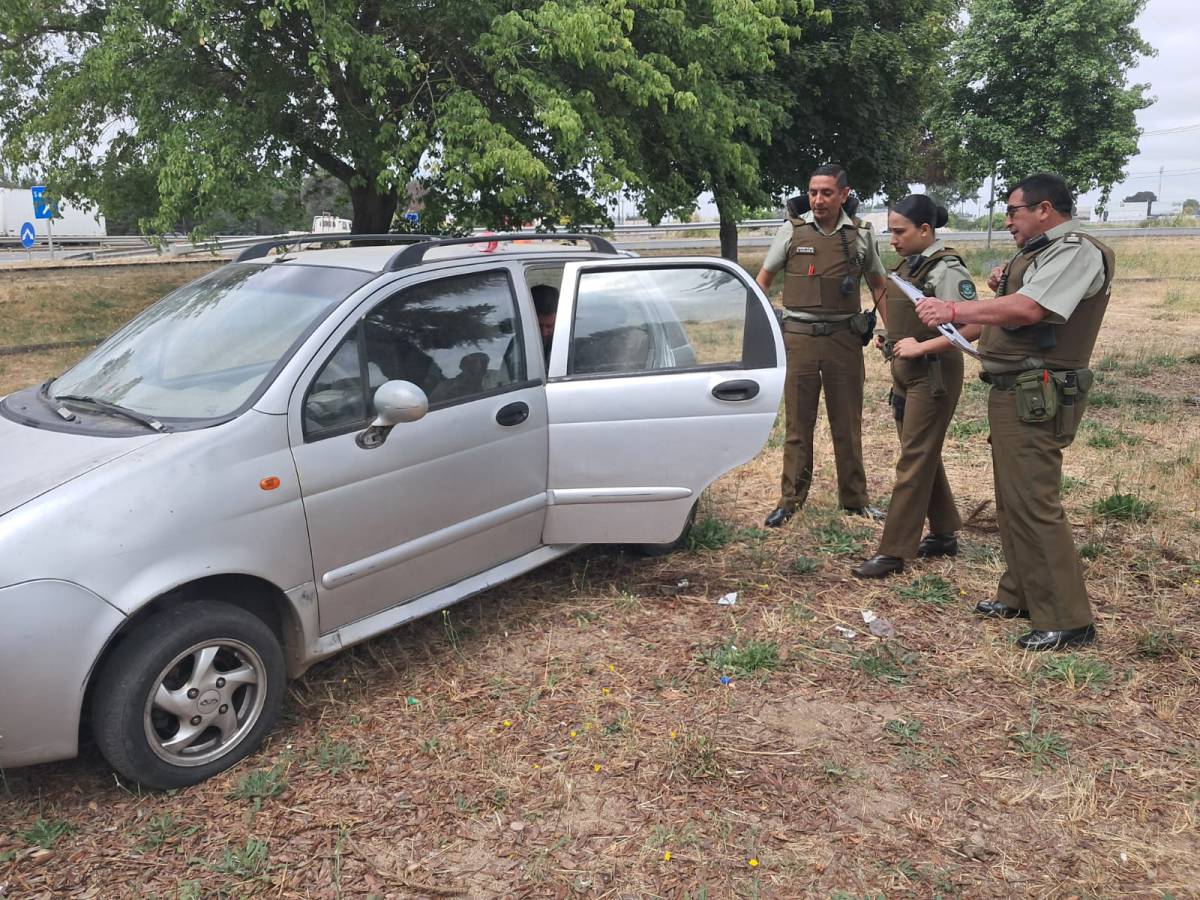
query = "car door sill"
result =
(310, 543, 578, 662)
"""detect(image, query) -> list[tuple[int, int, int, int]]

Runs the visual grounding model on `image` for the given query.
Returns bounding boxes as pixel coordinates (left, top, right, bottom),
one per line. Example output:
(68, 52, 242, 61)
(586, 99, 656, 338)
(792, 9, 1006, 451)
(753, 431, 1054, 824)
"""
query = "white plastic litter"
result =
(717, 592, 738, 606)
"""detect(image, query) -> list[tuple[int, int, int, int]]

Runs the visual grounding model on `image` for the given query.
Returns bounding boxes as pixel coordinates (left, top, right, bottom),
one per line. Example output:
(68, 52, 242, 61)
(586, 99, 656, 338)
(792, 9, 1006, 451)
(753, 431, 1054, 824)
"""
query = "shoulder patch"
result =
(1063, 234, 1082, 244)
(957, 280, 977, 301)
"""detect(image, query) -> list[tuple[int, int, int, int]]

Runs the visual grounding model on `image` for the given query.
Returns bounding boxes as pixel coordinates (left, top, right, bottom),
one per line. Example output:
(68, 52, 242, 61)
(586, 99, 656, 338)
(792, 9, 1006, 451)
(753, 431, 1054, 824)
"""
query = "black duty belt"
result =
(782, 318, 854, 337)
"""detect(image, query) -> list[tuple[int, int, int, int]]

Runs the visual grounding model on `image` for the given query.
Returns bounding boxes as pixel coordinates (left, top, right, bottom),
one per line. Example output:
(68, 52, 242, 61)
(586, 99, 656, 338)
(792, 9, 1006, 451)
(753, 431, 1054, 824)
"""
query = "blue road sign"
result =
(20, 222, 36, 249)
(404, 211, 420, 224)
(31, 185, 55, 220)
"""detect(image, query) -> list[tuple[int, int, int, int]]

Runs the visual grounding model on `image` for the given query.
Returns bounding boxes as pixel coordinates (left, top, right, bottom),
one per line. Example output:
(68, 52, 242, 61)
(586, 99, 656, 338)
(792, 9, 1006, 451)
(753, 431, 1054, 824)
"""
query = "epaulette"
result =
(1063, 233, 1082, 244)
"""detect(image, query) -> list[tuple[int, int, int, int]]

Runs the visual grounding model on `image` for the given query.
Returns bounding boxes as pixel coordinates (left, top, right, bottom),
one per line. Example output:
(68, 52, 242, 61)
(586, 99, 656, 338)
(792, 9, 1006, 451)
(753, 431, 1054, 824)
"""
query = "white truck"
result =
(0, 187, 107, 238)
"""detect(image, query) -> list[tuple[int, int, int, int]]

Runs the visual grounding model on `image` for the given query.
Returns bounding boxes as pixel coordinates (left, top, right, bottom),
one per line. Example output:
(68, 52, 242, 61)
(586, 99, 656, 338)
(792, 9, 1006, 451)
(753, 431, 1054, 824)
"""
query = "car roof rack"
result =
(235, 233, 435, 262)
(384, 233, 618, 272)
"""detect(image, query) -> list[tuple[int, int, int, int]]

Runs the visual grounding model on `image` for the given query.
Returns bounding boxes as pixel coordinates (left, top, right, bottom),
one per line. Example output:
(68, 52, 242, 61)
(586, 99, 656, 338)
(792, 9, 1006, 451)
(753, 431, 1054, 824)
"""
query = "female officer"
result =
(852, 195, 982, 577)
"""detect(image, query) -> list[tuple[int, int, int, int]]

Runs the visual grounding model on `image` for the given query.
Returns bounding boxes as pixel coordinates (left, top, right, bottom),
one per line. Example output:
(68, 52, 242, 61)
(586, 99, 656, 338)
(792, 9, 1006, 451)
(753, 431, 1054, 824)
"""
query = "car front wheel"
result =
(91, 600, 285, 790)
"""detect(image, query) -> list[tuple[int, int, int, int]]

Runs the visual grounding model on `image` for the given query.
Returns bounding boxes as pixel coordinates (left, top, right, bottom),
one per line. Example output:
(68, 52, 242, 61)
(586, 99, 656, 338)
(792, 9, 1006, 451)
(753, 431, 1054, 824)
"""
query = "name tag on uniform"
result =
(792, 246, 815, 255)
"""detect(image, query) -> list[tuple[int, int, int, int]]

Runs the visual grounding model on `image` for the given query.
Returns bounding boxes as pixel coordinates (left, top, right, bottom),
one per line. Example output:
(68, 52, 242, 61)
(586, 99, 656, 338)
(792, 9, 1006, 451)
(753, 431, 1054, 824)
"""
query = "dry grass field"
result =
(1, 240, 1198, 898)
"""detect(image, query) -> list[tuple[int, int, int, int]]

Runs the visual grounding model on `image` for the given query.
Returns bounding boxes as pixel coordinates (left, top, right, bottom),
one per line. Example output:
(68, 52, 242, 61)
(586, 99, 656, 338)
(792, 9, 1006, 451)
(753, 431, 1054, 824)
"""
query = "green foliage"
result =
(1040, 654, 1112, 690)
(899, 574, 955, 606)
(851, 645, 914, 684)
(700, 639, 780, 677)
(813, 521, 869, 556)
(310, 738, 367, 775)
(790, 555, 820, 575)
(211, 838, 270, 878)
(1135, 627, 1183, 658)
(21, 818, 72, 849)
(1091, 491, 1155, 522)
(948, 418, 989, 439)
(884, 718, 923, 744)
(1011, 708, 1068, 770)
(1084, 422, 1142, 449)
(228, 765, 288, 809)
(940, 0, 1153, 200)
(687, 517, 738, 551)
(138, 813, 199, 850)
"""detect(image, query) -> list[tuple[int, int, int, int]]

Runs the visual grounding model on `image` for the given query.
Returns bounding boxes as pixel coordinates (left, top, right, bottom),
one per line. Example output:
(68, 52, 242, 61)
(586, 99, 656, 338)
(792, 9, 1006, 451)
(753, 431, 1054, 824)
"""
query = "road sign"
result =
(404, 211, 419, 224)
(31, 185, 55, 220)
(20, 222, 36, 250)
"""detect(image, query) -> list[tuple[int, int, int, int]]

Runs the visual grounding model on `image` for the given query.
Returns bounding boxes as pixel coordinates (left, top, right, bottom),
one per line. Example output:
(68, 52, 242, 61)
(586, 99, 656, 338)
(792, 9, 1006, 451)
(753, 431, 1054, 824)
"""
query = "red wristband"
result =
(949, 302, 958, 325)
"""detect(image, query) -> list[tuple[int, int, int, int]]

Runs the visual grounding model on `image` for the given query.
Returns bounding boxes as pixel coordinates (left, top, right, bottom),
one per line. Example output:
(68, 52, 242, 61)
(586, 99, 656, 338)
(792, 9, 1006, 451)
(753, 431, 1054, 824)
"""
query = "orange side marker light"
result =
(260, 476, 281, 491)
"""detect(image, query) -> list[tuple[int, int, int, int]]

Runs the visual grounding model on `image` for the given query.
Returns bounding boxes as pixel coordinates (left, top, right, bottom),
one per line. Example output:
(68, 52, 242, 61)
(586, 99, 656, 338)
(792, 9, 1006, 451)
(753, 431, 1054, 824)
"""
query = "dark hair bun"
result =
(893, 194, 947, 231)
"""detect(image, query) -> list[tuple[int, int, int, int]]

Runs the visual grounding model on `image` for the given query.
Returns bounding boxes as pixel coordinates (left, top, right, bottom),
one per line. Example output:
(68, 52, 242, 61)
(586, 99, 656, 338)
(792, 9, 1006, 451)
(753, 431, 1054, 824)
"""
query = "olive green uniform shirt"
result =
(915, 239, 976, 301)
(1010, 221, 1106, 323)
(764, 210, 886, 322)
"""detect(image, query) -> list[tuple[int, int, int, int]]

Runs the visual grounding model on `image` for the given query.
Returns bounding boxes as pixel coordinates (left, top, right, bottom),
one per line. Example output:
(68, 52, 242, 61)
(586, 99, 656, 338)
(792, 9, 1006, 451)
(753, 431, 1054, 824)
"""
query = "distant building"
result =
(1090, 201, 1184, 223)
(0, 187, 106, 238)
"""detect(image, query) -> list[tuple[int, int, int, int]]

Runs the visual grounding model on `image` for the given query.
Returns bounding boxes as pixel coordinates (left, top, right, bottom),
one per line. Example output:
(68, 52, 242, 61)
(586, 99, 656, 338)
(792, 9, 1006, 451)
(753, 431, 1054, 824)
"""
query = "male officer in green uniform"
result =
(917, 173, 1114, 650)
(757, 164, 889, 527)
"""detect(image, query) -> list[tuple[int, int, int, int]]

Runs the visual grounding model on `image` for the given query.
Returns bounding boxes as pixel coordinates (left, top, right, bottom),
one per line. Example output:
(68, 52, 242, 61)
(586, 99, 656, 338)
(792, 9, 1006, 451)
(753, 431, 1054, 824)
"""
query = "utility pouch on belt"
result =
(889, 389, 906, 422)
(928, 355, 947, 399)
(1014, 369, 1058, 424)
(1050, 368, 1093, 439)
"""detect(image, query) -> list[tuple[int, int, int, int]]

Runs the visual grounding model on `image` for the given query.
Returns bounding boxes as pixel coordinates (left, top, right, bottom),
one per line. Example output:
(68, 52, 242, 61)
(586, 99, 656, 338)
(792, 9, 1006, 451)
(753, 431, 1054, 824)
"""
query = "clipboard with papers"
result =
(887, 273, 980, 358)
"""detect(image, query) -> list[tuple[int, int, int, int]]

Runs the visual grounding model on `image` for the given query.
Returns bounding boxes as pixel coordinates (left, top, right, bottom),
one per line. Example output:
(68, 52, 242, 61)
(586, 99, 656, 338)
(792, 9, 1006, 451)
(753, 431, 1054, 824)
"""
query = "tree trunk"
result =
(349, 183, 400, 234)
(714, 190, 739, 262)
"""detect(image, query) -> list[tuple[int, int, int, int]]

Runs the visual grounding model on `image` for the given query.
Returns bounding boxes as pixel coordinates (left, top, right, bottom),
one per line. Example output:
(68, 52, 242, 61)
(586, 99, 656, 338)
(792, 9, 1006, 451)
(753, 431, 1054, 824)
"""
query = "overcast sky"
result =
(1076, 0, 1200, 208)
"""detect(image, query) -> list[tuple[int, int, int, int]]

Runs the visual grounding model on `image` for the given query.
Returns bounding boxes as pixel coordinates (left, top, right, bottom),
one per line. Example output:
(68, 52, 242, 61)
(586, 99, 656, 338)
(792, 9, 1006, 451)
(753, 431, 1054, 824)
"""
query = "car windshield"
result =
(51, 263, 371, 420)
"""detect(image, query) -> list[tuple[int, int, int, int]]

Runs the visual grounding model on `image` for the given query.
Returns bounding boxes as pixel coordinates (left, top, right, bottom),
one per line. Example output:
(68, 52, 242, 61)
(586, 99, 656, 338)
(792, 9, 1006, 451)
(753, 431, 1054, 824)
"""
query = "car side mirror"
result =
(356, 380, 428, 449)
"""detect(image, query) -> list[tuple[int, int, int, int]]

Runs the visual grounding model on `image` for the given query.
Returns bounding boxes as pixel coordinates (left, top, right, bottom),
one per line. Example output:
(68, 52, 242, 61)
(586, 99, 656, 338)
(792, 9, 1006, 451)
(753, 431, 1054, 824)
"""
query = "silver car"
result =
(0, 233, 784, 788)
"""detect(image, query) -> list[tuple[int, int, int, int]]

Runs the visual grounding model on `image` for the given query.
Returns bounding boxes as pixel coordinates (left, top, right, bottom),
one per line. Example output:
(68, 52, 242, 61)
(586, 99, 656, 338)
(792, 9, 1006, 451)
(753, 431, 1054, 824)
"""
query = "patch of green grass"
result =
(1135, 627, 1184, 658)
(1146, 353, 1181, 369)
(1084, 421, 1143, 449)
(310, 737, 367, 775)
(1085, 389, 1120, 408)
(898, 574, 954, 606)
(1127, 361, 1152, 378)
(790, 555, 819, 575)
(1060, 474, 1088, 494)
(1094, 355, 1121, 372)
(687, 516, 738, 551)
(1040, 654, 1112, 690)
(1079, 541, 1105, 560)
(1011, 708, 1068, 770)
(210, 838, 270, 878)
(228, 765, 288, 809)
(699, 639, 780, 677)
(21, 818, 72, 849)
(884, 718, 923, 744)
(138, 813, 199, 850)
(813, 521, 868, 556)
(850, 645, 914, 684)
(1091, 491, 1155, 522)
(947, 418, 988, 440)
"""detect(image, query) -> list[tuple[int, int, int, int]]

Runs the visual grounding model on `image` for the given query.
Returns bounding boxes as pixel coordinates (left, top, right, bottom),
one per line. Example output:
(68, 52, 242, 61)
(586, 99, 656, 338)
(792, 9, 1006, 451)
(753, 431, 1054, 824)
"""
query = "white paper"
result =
(887, 273, 980, 359)
(717, 592, 738, 606)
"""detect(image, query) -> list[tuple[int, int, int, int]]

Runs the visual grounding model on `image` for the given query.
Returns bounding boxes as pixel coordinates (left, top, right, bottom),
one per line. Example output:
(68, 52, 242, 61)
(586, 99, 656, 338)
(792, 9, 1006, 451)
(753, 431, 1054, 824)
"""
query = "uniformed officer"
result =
(852, 195, 981, 577)
(917, 173, 1114, 650)
(757, 164, 889, 527)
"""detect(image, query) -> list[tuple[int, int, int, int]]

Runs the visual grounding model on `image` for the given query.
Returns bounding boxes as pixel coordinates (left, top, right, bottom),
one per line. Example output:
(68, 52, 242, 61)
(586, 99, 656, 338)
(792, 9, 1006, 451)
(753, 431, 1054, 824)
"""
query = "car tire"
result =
(90, 600, 286, 790)
(630, 500, 699, 558)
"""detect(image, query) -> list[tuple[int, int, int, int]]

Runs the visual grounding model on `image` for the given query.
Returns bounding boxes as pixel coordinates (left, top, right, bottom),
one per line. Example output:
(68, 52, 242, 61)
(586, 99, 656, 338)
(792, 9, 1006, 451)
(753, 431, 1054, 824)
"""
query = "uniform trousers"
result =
(779, 329, 868, 511)
(877, 353, 963, 558)
(987, 386, 1094, 631)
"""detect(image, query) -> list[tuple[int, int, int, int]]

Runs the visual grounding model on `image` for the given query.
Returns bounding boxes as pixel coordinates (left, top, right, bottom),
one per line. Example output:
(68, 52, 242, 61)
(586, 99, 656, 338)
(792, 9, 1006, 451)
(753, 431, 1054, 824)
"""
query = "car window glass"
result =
(303, 330, 369, 435)
(568, 266, 749, 375)
(363, 270, 524, 406)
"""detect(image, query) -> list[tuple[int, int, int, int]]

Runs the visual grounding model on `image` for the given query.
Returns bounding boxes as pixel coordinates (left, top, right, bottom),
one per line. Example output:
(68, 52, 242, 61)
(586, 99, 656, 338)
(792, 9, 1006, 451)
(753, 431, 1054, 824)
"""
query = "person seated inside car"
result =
(430, 351, 491, 403)
(531, 285, 559, 363)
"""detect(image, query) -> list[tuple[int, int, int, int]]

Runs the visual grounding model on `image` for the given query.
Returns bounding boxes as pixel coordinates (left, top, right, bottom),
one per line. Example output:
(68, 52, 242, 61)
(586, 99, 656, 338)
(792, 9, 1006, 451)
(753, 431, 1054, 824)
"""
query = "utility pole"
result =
(985, 168, 997, 249)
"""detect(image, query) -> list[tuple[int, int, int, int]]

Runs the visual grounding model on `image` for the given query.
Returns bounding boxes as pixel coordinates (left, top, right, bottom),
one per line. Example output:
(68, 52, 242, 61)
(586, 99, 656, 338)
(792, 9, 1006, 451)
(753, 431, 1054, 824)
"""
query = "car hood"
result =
(0, 413, 162, 518)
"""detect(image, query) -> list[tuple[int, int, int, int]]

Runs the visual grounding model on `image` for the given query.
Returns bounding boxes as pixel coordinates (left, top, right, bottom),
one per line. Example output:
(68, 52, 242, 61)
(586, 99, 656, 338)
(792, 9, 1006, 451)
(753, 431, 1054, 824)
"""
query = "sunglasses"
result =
(1004, 202, 1044, 217)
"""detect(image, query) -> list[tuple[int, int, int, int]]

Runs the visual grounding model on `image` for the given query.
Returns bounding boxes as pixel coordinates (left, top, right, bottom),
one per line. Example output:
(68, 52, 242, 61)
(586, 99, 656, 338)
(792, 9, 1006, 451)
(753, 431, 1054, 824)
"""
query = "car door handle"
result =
(496, 401, 530, 426)
(711, 379, 760, 402)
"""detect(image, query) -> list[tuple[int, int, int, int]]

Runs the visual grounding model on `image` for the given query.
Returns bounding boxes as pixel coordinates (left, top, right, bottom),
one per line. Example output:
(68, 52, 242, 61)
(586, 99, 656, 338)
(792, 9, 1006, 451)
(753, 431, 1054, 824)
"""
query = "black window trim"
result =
(301, 266, 535, 443)
(559, 260, 774, 382)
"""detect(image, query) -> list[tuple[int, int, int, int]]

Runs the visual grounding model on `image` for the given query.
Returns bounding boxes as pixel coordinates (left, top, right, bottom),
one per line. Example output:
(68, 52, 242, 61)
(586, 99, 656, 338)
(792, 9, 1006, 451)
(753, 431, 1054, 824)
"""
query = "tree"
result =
(759, 0, 960, 234)
(1182, 198, 1198, 215)
(1, 0, 794, 236)
(1124, 190, 1156, 217)
(940, 0, 1153, 204)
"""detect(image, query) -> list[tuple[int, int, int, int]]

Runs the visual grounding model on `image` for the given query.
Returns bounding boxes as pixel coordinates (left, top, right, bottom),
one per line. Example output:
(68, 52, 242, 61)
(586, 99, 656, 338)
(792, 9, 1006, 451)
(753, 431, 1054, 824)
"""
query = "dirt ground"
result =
(1, 240, 1198, 898)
